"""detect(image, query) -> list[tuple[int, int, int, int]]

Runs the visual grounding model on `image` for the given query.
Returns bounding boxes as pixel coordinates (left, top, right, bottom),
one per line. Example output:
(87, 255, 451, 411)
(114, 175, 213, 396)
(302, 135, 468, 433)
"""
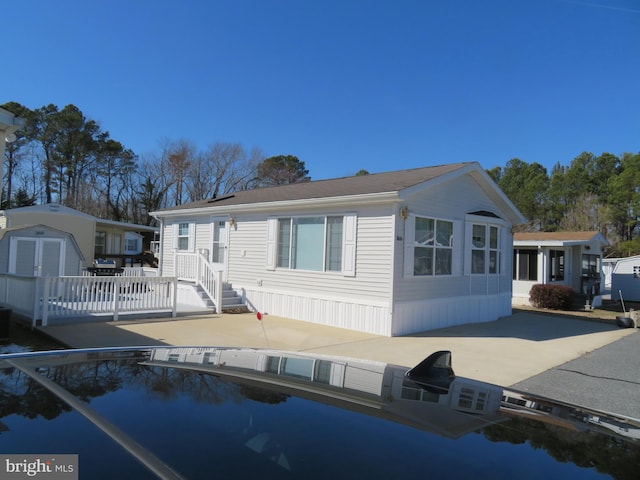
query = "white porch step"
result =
(191, 281, 247, 313)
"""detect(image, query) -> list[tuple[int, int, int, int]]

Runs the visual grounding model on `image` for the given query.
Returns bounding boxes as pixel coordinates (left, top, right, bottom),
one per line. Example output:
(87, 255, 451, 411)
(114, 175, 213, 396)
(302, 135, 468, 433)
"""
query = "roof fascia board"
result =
(514, 233, 608, 248)
(95, 219, 158, 232)
(152, 191, 401, 218)
(2, 203, 157, 232)
(514, 240, 591, 247)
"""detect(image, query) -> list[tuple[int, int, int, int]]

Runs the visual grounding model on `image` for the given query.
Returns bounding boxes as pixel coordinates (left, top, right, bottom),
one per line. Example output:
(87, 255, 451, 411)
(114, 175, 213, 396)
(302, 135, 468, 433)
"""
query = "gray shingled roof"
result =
(158, 162, 474, 211)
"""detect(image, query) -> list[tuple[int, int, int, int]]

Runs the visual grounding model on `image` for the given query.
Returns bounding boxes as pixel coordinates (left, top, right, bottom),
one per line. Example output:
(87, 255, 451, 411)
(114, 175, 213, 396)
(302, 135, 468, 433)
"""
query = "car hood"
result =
(1, 346, 638, 479)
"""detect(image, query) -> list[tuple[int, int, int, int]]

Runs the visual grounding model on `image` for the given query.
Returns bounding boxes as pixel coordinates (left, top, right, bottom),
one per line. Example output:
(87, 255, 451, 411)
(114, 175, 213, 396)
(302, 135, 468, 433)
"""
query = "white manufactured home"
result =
(512, 231, 608, 307)
(152, 162, 525, 336)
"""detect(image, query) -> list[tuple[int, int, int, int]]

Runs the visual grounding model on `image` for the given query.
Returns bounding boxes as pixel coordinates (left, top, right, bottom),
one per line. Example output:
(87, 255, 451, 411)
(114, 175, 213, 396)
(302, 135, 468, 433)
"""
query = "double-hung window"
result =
(173, 222, 195, 252)
(177, 223, 190, 251)
(276, 216, 345, 272)
(125, 238, 139, 252)
(471, 224, 500, 274)
(413, 216, 453, 276)
(94, 232, 106, 256)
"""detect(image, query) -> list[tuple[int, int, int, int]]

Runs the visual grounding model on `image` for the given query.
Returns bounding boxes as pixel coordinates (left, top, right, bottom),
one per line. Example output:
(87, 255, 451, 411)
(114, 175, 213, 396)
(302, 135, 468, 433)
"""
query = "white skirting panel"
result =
(244, 289, 393, 336)
(391, 293, 512, 336)
(512, 294, 532, 306)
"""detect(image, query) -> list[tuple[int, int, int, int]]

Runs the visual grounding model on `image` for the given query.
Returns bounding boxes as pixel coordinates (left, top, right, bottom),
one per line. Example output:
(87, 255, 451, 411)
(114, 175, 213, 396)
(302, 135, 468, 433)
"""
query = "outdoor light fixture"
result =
(229, 217, 237, 227)
(399, 206, 409, 220)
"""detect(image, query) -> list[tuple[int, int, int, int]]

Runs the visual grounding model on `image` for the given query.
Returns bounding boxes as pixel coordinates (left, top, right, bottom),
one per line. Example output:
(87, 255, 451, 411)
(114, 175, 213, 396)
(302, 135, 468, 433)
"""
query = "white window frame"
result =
(470, 223, 501, 275)
(266, 214, 357, 276)
(95, 231, 106, 256)
(125, 238, 139, 252)
(464, 214, 506, 276)
(549, 249, 565, 282)
(405, 215, 454, 277)
(172, 221, 195, 252)
(513, 248, 538, 281)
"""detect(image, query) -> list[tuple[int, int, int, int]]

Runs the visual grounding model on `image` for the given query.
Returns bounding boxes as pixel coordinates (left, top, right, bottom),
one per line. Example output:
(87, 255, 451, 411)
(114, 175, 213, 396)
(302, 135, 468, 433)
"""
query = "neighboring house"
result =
(611, 255, 640, 302)
(152, 162, 525, 336)
(0, 203, 158, 270)
(512, 231, 608, 307)
(0, 224, 84, 276)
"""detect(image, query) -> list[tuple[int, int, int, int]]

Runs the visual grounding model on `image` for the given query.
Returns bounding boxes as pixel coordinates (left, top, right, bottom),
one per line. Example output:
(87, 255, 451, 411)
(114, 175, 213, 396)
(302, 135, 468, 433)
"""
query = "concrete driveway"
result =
(40, 310, 636, 389)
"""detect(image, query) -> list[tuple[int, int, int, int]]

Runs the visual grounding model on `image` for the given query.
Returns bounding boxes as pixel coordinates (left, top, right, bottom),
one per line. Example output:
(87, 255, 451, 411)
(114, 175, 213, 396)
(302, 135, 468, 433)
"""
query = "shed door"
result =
(9, 237, 65, 277)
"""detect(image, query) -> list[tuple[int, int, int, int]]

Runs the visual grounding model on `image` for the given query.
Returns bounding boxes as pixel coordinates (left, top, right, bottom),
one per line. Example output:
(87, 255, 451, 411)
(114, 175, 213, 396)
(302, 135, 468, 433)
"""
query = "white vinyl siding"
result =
(227, 210, 387, 303)
(266, 217, 277, 270)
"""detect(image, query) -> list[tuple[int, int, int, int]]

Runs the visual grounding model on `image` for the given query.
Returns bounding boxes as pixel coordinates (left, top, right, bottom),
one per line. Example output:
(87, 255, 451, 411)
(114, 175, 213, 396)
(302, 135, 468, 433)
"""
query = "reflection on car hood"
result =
(1, 346, 639, 479)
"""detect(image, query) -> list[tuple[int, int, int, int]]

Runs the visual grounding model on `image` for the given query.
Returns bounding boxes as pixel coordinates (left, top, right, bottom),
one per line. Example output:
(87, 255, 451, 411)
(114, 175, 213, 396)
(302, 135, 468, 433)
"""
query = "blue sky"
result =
(3, 0, 639, 180)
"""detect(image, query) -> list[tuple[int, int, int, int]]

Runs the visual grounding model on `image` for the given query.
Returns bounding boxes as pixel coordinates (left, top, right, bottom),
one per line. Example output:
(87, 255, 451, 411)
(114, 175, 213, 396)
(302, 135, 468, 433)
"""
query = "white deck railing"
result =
(0, 273, 177, 327)
(174, 251, 223, 309)
(0, 275, 41, 320)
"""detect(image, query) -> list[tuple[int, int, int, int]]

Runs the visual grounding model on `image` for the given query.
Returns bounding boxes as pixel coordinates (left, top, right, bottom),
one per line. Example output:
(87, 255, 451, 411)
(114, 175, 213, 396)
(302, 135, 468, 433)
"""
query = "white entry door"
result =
(211, 218, 228, 269)
(9, 237, 65, 277)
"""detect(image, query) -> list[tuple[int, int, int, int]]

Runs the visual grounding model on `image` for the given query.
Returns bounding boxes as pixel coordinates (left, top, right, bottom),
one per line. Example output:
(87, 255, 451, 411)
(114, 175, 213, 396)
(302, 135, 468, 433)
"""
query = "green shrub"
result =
(529, 284, 576, 310)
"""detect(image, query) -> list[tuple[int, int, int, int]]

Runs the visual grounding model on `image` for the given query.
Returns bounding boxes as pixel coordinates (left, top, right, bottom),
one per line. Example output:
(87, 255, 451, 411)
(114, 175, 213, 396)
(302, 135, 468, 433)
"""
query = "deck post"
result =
(216, 269, 223, 313)
(41, 278, 49, 327)
(171, 277, 177, 317)
(113, 277, 120, 321)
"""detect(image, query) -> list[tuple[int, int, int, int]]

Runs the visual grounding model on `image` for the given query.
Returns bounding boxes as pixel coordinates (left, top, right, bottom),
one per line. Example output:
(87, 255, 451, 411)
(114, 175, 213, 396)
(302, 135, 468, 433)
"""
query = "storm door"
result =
(211, 218, 228, 273)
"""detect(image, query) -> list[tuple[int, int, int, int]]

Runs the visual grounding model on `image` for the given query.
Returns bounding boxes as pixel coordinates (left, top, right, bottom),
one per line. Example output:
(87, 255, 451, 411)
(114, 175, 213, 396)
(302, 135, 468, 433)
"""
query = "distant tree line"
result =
(487, 152, 640, 256)
(1, 102, 310, 225)
(2, 102, 638, 255)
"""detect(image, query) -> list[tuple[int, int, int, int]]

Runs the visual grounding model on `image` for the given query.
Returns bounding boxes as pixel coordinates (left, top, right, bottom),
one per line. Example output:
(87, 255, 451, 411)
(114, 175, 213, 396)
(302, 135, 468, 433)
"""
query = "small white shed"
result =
(611, 256, 640, 302)
(0, 224, 85, 276)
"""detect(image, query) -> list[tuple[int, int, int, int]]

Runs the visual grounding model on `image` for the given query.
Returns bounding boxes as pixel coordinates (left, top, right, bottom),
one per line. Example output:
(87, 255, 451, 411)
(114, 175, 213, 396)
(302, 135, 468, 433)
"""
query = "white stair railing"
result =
(196, 252, 223, 309)
(175, 250, 223, 310)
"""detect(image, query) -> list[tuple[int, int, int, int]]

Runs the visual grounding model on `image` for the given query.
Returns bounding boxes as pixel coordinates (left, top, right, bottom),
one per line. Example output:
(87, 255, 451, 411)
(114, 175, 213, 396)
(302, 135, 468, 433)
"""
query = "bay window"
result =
(471, 224, 500, 274)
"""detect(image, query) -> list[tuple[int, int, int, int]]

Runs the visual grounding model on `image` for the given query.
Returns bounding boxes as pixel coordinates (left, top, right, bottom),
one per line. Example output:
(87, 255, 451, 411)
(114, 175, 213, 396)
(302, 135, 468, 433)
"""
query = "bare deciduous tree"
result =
(186, 142, 263, 202)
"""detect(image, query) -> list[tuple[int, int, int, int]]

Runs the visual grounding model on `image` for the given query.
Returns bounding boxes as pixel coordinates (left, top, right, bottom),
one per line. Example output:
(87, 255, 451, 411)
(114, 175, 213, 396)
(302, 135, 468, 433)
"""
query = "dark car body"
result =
(1, 346, 638, 479)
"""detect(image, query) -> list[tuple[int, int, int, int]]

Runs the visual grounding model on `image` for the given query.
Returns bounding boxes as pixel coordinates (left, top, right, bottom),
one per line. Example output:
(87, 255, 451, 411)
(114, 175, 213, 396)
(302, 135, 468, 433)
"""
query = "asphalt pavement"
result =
(513, 330, 640, 419)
